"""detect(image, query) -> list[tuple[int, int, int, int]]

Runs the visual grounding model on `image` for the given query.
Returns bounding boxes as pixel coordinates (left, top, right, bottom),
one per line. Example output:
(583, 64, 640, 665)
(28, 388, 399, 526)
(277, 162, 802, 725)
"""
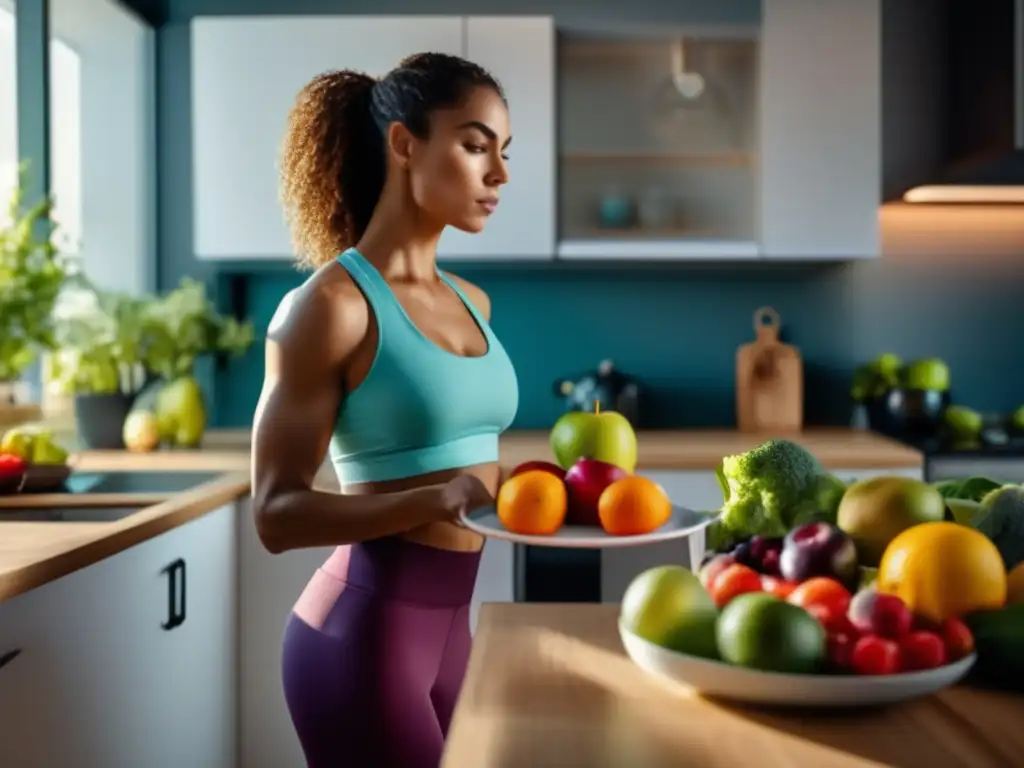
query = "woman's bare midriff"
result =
(342, 462, 501, 552)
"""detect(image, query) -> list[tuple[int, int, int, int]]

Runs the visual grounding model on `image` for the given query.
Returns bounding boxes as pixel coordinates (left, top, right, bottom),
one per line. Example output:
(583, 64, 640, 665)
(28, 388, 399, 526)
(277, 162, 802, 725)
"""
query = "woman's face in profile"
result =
(405, 86, 511, 234)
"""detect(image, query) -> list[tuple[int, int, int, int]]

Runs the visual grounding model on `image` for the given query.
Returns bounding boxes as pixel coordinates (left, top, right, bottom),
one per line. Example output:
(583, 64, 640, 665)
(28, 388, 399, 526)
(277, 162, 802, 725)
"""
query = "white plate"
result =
(619, 621, 976, 707)
(459, 504, 718, 549)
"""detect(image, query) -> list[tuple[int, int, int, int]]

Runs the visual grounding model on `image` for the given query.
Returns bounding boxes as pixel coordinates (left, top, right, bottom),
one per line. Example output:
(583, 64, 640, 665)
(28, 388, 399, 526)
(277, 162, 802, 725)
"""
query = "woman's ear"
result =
(385, 121, 416, 169)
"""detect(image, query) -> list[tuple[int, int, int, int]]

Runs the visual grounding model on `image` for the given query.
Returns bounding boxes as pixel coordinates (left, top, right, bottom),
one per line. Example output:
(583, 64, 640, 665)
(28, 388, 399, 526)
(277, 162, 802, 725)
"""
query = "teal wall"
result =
(145, 1, 1023, 428)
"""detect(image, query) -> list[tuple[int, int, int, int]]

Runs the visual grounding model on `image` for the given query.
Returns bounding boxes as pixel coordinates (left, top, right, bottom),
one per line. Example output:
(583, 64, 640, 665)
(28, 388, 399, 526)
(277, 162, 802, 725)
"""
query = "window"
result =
(49, 0, 155, 293)
(0, 3, 16, 209)
(0, 2, 82, 249)
(49, 34, 82, 254)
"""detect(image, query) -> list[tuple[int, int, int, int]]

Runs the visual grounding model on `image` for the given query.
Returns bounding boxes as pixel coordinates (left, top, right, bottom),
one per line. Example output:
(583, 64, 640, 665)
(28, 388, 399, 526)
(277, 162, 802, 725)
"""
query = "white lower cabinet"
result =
(600, 466, 924, 603)
(472, 538, 516, 632)
(0, 504, 237, 768)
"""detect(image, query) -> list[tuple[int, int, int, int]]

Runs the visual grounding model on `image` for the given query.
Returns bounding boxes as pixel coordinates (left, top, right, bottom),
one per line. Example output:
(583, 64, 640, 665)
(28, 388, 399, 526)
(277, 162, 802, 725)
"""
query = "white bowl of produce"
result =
(619, 620, 976, 707)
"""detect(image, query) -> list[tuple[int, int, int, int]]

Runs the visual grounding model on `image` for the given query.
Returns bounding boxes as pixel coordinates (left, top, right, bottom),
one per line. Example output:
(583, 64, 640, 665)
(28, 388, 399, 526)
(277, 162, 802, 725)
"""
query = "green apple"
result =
(1011, 404, 1024, 433)
(621, 565, 719, 659)
(873, 352, 903, 375)
(944, 405, 983, 438)
(549, 407, 637, 473)
(903, 357, 950, 392)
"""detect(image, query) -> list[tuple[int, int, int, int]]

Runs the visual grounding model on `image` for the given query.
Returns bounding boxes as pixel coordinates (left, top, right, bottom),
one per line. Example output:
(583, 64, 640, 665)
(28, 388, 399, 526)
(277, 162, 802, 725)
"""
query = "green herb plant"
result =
(139, 277, 255, 381)
(0, 164, 70, 382)
(47, 276, 255, 396)
(46, 275, 150, 396)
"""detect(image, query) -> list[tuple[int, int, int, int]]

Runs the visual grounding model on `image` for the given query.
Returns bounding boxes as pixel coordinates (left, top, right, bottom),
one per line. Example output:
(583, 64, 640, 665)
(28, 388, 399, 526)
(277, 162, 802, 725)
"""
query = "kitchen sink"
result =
(64, 470, 224, 495)
(0, 506, 147, 523)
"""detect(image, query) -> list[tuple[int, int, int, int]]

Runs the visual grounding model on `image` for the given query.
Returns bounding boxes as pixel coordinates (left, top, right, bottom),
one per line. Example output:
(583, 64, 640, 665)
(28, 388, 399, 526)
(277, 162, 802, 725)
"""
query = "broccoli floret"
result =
(714, 439, 846, 540)
(975, 485, 1024, 571)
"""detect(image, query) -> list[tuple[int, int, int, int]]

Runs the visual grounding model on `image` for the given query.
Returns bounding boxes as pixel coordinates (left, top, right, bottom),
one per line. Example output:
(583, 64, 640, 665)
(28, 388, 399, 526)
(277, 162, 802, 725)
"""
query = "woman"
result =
(250, 53, 519, 767)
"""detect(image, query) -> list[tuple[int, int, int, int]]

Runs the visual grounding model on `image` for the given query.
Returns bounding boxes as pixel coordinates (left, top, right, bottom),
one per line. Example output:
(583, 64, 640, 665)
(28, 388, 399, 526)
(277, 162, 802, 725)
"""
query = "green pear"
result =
(31, 436, 68, 466)
(155, 376, 207, 449)
(0, 429, 34, 461)
(123, 410, 161, 453)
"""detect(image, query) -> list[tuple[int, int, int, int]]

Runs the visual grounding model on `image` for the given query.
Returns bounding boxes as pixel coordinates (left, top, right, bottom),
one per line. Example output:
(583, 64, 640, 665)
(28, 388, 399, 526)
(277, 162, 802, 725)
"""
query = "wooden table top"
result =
(444, 604, 1023, 768)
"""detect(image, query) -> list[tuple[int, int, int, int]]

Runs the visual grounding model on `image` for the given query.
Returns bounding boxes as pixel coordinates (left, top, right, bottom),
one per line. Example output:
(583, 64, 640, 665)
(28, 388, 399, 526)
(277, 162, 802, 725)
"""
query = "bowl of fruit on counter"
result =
(0, 425, 73, 495)
(617, 439, 1024, 707)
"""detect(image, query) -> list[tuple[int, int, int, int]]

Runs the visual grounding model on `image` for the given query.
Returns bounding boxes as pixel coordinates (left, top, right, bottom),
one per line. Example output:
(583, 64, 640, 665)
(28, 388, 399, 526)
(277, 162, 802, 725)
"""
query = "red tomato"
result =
(699, 554, 736, 591)
(850, 635, 901, 676)
(826, 632, 856, 671)
(899, 631, 947, 672)
(787, 577, 852, 616)
(0, 452, 26, 479)
(939, 617, 975, 661)
(760, 575, 798, 599)
(806, 603, 859, 636)
(709, 564, 763, 607)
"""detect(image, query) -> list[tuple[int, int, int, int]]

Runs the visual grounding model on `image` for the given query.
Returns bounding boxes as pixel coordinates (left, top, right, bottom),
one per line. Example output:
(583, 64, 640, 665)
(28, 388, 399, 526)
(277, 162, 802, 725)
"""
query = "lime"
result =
(904, 358, 950, 392)
(716, 593, 825, 674)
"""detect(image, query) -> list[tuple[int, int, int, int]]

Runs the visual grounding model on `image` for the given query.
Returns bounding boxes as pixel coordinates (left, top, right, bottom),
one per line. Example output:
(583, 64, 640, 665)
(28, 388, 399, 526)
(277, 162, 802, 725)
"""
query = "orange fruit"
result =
(597, 475, 672, 536)
(877, 521, 1007, 624)
(496, 470, 567, 535)
(1007, 562, 1024, 606)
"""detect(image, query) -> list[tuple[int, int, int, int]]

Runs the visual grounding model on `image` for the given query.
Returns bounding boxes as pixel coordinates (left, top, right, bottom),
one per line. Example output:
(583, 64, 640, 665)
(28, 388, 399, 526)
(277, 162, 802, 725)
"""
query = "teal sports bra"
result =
(328, 248, 519, 484)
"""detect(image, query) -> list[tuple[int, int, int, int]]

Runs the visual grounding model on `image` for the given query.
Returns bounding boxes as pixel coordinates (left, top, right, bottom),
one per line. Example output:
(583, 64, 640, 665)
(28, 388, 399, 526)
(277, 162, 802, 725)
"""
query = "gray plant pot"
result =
(74, 392, 136, 449)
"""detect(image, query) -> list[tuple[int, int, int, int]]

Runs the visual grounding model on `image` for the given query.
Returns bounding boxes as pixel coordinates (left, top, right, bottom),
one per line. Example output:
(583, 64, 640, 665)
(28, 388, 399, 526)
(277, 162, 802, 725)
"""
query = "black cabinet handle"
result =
(0, 649, 22, 671)
(160, 558, 187, 631)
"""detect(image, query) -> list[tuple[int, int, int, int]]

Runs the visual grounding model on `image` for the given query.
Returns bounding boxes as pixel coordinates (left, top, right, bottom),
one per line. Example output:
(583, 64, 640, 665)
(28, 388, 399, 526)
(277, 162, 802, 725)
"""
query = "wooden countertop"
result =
(498, 429, 923, 470)
(445, 604, 1024, 768)
(186, 426, 924, 471)
(0, 448, 251, 603)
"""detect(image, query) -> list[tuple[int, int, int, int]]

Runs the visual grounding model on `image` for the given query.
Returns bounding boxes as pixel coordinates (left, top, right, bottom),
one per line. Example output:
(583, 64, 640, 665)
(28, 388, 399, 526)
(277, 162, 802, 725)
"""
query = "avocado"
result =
(964, 604, 1024, 692)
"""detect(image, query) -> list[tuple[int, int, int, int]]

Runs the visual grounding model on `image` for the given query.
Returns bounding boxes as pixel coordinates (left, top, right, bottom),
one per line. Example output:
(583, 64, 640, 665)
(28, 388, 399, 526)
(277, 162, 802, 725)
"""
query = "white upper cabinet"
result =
(758, 0, 881, 259)
(191, 15, 556, 262)
(437, 16, 556, 261)
(191, 16, 464, 260)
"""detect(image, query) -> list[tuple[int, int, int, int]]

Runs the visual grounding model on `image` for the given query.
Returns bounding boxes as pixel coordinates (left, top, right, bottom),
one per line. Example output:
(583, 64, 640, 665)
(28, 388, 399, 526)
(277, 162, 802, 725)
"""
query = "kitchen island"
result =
(444, 603, 1024, 768)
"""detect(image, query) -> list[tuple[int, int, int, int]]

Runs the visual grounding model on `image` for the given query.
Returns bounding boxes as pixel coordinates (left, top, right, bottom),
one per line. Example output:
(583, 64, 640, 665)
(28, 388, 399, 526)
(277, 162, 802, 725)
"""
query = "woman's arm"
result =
(250, 279, 486, 554)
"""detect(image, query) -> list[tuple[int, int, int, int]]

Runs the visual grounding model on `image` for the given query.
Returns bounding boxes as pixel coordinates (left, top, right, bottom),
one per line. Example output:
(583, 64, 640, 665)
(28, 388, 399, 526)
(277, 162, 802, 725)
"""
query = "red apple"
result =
(508, 460, 566, 481)
(564, 458, 629, 526)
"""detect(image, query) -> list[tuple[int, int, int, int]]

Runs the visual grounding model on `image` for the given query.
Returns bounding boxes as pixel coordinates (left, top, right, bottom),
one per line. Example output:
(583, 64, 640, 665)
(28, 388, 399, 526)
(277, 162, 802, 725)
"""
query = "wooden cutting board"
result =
(736, 307, 803, 432)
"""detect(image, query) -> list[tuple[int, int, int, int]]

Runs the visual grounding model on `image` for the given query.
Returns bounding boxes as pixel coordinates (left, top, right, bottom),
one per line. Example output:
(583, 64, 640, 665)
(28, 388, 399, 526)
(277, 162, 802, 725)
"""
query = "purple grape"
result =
(761, 548, 782, 576)
(732, 541, 756, 568)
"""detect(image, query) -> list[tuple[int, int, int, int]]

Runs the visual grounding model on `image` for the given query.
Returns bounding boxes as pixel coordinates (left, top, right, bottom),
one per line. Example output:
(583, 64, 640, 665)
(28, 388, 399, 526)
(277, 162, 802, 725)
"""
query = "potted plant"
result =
(47, 279, 149, 448)
(132, 278, 254, 449)
(0, 165, 70, 412)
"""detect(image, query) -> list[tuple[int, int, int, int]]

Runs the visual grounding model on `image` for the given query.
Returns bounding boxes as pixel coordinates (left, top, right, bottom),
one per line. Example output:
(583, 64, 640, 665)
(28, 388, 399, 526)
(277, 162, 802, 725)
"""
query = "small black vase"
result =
(74, 392, 136, 449)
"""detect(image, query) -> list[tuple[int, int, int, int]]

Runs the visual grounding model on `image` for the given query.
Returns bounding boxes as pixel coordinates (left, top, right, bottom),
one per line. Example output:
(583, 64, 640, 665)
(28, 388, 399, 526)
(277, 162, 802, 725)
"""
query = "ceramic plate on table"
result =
(458, 504, 718, 549)
(619, 621, 977, 708)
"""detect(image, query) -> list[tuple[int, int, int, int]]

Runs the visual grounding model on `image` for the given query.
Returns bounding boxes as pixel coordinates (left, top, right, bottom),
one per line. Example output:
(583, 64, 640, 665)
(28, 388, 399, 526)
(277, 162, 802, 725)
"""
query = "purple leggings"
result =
(282, 537, 481, 768)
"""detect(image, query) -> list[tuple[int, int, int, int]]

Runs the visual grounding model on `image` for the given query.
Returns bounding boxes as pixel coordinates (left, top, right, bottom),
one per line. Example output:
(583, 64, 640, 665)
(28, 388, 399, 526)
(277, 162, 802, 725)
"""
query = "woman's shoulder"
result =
(267, 263, 369, 357)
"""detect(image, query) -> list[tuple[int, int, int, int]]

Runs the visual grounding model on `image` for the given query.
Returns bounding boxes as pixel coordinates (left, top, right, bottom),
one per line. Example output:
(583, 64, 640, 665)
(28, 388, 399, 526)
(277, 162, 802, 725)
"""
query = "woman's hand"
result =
(438, 474, 496, 523)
